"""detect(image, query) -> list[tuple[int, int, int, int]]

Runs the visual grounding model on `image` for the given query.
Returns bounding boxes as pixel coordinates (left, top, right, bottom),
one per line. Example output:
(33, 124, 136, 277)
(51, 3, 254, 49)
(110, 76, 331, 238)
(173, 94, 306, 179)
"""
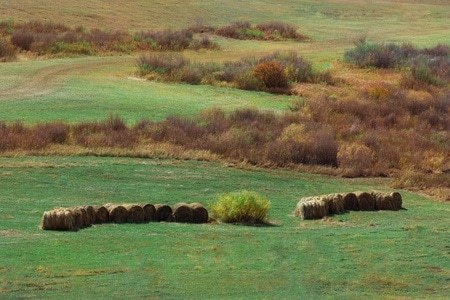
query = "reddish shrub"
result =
(11, 29, 35, 51)
(253, 61, 289, 89)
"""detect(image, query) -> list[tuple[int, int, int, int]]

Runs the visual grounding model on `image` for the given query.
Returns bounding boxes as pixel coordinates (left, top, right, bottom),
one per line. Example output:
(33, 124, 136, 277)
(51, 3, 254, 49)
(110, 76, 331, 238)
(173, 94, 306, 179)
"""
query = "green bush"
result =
(211, 190, 271, 225)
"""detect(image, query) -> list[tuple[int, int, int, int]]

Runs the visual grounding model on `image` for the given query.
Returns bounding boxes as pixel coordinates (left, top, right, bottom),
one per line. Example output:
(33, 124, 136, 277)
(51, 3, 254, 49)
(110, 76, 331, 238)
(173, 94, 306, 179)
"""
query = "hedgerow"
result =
(136, 51, 330, 94)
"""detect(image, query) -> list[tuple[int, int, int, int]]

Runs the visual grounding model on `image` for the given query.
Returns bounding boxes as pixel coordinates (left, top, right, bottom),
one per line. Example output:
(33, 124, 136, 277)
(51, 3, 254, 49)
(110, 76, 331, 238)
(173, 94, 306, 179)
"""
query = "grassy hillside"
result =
(0, 156, 449, 299)
(0, 2, 449, 298)
(2, 0, 449, 56)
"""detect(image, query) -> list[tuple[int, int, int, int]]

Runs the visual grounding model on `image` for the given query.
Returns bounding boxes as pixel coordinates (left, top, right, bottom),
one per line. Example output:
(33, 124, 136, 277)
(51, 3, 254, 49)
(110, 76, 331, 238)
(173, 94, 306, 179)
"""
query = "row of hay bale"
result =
(41, 202, 209, 231)
(294, 191, 403, 220)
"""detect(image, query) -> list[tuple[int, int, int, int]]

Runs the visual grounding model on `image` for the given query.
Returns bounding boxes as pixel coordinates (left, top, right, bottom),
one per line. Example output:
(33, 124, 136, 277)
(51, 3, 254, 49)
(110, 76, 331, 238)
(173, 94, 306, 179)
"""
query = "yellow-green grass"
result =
(0, 56, 294, 123)
(0, 156, 449, 299)
(2, 0, 449, 59)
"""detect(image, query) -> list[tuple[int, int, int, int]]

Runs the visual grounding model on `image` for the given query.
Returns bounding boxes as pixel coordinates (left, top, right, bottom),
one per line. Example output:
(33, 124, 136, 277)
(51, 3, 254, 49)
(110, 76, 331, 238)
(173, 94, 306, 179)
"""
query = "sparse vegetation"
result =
(0, 20, 309, 59)
(137, 51, 330, 94)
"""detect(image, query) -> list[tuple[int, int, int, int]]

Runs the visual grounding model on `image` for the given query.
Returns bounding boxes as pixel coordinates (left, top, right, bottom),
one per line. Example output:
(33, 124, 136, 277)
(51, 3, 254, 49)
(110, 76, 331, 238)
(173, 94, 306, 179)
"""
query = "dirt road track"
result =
(0, 56, 135, 100)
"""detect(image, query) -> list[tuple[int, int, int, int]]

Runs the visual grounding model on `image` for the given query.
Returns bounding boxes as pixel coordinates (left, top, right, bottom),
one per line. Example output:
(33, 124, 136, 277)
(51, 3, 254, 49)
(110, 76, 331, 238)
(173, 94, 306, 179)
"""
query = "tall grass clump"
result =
(211, 190, 271, 225)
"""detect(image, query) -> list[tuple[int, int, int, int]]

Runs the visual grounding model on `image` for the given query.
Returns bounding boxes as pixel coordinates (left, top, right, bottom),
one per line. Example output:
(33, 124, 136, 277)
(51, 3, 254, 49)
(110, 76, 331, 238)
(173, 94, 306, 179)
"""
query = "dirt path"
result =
(0, 56, 135, 100)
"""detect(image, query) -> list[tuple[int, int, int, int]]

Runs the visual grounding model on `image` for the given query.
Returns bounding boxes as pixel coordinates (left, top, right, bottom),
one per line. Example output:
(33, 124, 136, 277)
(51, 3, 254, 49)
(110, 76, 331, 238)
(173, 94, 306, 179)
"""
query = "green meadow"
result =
(0, 0, 449, 298)
(1, 156, 449, 299)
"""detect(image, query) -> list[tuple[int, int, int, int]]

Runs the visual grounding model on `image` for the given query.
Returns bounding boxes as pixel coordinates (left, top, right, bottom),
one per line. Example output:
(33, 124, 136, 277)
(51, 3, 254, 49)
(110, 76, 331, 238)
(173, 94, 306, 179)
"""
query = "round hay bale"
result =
(62, 209, 76, 231)
(139, 203, 156, 222)
(189, 202, 209, 224)
(83, 205, 96, 225)
(322, 194, 345, 215)
(172, 203, 194, 223)
(92, 205, 110, 224)
(154, 204, 172, 222)
(105, 204, 129, 224)
(355, 192, 376, 211)
(40, 210, 54, 230)
(123, 204, 145, 223)
(391, 192, 403, 210)
(70, 207, 85, 229)
(371, 191, 403, 211)
(294, 197, 328, 220)
(342, 192, 359, 211)
(77, 207, 90, 227)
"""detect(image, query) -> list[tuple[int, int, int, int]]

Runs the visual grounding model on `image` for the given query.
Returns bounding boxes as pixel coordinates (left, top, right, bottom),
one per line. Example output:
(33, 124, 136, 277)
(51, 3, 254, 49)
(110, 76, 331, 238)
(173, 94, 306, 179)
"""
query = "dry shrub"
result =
(252, 60, 289, 90)
(154, 204, 173, 222)
(355, 192, 376, 211)
(337, 143, 375, 177)
(256, 21, 308, 41)
(235, 71, 264, 91)
(365, 82, 394, 100)
(105, 204, 129, 224)
(171, 203, 194, 223)
(294, 197, 328, 220)
(11, 29, 35, 51)
(403, 90, 435, 115)
(216, 21, 252, 39)
(342, 192, 359, 211)
(189, 202, 209, 224)
(123, 204, 145, 223)
(0, 38, 15, 61)
(92, 205, 109, 224)
(139, 203, 156, 222)
(338, 143, 375, 177)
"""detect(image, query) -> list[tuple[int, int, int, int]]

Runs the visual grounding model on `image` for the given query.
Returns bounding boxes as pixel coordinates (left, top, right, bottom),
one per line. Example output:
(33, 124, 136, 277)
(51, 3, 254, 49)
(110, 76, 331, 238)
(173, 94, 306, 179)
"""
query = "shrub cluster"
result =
(0, 111, 339, 168)
(0, 20, 309, 59)
(215, 21, 309, 41)
(0, 20, 219, 57)
(137, 51, 331, 94)
(210, 190, 271, 225)
(344, 39, 450, 87)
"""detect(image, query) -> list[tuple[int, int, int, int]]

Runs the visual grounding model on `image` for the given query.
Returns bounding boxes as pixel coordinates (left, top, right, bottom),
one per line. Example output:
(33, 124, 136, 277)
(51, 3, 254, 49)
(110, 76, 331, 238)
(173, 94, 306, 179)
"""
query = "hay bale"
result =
(342, 192, 359, 211)
(41, 208, 76, 231)
(139, 203, 156, 222)
(41, 210, 54, 230)
(189, 202, 209, 224)
(322, 194, 345, 215)
(172, 203, 194, 223)
(62, 209, 76, 231)
(70, 207, 85, 229)
(391, 192, 403, 210)
(154, 204, 172, 222)
(105, 204, 129, 224)
(123, 204, 145, 223)
(294, 197, 328, 220)
(83, 205, 96, 225)
(355, 192, 376, 211)
(92, 205, 110, 223)
(371, 191, 403, 211)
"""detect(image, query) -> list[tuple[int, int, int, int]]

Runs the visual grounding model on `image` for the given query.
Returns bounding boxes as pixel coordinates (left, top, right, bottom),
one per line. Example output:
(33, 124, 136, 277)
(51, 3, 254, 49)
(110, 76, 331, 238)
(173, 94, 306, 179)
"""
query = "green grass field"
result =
(1, 156, 449, 299)
(1, 0, 449, 298)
